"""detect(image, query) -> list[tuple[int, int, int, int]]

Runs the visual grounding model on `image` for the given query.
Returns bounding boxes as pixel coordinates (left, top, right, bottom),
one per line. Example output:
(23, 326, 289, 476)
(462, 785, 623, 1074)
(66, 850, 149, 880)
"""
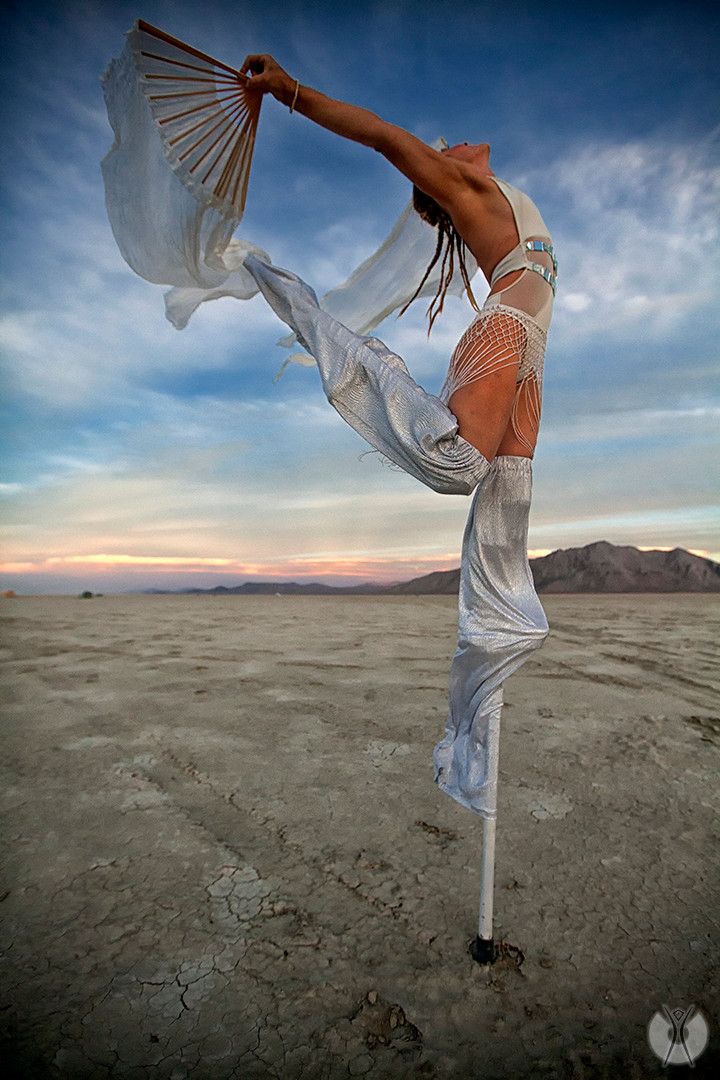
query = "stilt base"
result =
(470, 935, 498, 965)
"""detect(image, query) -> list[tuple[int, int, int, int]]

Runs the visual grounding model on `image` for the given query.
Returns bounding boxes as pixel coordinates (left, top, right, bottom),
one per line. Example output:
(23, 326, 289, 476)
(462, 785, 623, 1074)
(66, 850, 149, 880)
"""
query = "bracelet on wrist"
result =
(289, 79, 300, 113)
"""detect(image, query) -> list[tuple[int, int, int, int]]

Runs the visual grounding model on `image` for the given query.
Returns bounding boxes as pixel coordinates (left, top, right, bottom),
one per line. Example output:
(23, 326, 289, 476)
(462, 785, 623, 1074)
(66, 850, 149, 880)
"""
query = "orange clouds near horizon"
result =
(0, 551, 465, 584)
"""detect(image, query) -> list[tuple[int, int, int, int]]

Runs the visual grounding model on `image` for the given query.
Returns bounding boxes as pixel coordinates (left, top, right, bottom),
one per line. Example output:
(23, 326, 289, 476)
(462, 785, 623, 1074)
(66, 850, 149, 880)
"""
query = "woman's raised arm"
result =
(242, 54, 470, 208)
(242, 53, 386, 146)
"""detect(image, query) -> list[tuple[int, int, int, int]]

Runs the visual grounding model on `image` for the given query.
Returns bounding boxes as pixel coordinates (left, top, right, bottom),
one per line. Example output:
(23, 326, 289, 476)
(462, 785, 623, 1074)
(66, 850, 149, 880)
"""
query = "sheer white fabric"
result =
(101, 29, 477, 374)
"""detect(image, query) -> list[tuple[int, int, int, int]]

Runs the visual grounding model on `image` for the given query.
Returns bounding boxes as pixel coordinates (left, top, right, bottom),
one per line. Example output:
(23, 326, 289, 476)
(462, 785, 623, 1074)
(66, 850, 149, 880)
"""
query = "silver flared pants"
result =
(243, 254, 550, 819)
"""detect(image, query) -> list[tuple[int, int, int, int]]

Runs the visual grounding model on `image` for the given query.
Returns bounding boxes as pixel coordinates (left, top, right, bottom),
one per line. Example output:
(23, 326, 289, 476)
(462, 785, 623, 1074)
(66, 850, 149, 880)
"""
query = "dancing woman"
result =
(240, 55, 554, 819)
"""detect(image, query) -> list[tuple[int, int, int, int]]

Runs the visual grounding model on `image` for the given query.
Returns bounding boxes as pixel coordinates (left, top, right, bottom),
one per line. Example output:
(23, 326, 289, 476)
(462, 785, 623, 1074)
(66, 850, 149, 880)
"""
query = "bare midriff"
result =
(487, 267, 526, 297)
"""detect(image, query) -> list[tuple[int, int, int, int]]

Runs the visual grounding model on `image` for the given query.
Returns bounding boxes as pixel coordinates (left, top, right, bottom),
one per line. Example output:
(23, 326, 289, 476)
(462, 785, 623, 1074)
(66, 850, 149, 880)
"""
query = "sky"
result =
(1, 0, 718, 594)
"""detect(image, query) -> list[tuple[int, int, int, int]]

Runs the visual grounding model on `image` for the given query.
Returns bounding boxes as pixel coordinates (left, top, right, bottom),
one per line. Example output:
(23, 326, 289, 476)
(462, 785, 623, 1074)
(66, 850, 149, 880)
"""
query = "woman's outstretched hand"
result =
(241, 54, 294, 103)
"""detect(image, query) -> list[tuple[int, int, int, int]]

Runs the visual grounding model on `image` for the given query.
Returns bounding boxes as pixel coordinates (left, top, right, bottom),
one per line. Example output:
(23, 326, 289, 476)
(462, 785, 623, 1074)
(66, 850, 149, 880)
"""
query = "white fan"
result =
(132, 19, 262, 218)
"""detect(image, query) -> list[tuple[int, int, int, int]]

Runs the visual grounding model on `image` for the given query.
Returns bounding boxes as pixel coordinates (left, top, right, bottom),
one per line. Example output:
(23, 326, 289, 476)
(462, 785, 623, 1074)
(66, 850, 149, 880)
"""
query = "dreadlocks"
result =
(397, 184, 482, 336)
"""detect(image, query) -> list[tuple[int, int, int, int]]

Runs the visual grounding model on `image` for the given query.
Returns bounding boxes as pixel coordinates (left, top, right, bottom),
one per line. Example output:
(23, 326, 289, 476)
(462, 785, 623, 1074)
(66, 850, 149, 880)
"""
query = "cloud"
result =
(533, 133, 720, 346)
(541, 404, 720, 445)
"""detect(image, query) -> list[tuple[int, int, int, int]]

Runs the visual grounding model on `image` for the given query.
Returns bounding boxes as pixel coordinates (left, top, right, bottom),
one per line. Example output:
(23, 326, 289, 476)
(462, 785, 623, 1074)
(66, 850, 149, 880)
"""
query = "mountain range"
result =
(143, 541, 720, 595)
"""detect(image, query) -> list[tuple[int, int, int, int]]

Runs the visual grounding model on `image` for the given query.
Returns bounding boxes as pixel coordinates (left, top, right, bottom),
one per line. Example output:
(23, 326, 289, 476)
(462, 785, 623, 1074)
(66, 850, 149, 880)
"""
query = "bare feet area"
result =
(1, 594, 718, 1078)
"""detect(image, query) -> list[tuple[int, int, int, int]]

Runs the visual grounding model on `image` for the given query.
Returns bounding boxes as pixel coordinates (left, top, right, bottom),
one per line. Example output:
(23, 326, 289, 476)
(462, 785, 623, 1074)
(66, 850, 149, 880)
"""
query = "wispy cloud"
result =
(541, 404, 720, 445)
(538, 133, 720, 345)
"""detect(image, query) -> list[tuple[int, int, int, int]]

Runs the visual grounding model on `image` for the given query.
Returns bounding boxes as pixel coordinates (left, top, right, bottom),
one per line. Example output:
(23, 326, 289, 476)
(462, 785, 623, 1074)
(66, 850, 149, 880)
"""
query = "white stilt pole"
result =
(471, 687, 503, 964)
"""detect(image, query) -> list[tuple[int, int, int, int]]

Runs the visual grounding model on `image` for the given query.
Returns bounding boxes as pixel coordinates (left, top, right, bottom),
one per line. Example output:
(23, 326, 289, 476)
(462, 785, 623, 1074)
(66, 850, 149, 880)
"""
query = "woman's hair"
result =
(398, 184, 482, 336)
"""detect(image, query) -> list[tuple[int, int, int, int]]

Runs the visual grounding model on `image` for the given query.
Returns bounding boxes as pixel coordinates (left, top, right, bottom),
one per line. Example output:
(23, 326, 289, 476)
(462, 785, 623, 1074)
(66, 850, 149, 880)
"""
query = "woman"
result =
(240, 55, 553, 818)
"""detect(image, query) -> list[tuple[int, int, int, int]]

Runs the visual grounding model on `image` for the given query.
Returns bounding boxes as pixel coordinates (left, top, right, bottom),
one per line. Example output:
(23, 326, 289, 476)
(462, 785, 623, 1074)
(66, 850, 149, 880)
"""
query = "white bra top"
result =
(487, 177, 557, 294)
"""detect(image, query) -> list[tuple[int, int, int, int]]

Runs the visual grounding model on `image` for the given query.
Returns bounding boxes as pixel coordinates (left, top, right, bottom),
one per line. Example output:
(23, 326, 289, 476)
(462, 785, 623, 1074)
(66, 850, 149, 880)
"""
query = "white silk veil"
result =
(101, 27, 480, 377)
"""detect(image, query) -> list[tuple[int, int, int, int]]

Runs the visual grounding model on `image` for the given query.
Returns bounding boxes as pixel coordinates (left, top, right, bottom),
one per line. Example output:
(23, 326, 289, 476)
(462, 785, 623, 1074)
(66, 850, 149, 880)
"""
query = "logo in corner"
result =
(647, 1004, 709, 1066)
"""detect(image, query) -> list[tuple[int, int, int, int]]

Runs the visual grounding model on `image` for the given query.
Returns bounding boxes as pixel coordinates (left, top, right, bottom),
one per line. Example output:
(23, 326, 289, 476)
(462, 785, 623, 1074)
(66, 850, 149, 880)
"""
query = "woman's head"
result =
(398, 142, 488, 335)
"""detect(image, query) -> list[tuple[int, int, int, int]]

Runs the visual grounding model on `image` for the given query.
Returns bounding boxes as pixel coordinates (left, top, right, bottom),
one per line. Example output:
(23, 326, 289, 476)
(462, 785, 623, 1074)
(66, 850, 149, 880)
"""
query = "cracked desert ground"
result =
(1, 594, 718, 1079)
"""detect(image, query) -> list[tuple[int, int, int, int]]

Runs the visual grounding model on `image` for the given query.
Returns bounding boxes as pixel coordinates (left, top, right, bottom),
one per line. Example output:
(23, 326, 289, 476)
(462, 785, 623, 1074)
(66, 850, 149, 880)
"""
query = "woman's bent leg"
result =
(243, 254, 491, 496)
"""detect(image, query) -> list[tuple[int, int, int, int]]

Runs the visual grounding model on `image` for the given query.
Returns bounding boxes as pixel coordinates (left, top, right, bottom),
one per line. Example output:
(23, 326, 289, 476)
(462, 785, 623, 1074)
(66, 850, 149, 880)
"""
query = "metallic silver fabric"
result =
(433, 456, 549, 817)
(243, 253, 550, 818)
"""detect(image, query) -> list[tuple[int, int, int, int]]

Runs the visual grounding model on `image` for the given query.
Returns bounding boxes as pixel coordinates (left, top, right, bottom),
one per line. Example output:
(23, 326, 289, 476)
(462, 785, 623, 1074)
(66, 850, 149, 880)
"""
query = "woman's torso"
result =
(442, 176, 557, 459)
(448, 175, 553, 282)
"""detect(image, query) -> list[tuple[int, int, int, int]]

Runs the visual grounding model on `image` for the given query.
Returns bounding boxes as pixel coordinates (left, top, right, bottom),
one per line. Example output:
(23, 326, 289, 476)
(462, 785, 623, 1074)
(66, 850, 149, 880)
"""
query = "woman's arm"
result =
(242, 54, 471, 209)
(244, 56, 385, 147)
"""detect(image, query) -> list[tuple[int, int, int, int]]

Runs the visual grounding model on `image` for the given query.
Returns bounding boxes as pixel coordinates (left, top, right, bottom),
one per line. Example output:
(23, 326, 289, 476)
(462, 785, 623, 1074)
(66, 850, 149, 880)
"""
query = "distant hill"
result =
(384, 569, 459, 595)
(389, 541, 720, 594)
(531, 540, 720, 594)
(142, 542, 720, 596)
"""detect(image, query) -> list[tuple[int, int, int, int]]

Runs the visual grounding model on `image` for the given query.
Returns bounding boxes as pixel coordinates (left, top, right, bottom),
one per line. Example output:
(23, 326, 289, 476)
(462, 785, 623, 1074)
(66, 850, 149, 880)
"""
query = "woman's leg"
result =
(242, 255, 549, 819)
(243, 254, 492, 495)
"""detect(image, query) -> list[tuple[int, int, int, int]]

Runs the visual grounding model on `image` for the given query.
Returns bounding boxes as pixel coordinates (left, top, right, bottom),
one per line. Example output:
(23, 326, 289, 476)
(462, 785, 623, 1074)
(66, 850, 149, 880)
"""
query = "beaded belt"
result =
(525, 240, 558, 294)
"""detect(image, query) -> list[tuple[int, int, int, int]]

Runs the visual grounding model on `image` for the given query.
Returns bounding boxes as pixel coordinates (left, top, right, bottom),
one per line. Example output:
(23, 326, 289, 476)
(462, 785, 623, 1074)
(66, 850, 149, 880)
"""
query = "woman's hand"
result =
(241, 54, 295, 104)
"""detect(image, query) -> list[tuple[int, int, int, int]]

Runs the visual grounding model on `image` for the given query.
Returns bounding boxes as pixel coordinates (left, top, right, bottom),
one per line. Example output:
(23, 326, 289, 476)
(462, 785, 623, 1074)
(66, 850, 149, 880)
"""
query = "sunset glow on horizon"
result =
(1, 544, 717, 595)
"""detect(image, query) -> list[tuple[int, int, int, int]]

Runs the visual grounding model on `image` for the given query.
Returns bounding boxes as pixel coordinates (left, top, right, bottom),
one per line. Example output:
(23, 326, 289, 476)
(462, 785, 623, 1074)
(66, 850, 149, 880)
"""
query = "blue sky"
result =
(1, 0, 718, 593)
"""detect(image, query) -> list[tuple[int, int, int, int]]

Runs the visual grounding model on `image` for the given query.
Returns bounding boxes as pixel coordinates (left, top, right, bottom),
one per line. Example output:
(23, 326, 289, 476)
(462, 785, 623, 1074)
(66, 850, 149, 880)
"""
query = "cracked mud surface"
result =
(1, 594, 718, 1078)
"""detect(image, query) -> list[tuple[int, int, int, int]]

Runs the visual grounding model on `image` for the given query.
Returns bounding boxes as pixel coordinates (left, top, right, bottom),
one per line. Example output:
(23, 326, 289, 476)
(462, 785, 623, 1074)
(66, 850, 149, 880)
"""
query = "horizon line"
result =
(2, 541, 718, 597)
